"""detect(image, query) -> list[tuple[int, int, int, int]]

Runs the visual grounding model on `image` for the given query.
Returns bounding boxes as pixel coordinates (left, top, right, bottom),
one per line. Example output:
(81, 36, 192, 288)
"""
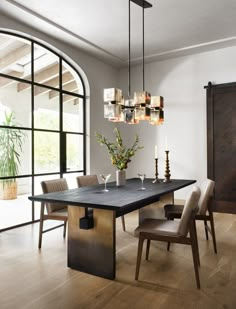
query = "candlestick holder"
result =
(152, 158, 160, 183)
(163, 150, 171, 183)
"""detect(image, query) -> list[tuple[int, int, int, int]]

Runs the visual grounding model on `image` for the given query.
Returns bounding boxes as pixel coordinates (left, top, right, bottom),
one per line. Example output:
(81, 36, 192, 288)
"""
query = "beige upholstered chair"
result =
(164, 179, 217, 253)
(76, 174, 99, 188)
(38, 178, 68, 249)
(76, 175, 126, 231)
(135, 186, 201, 289)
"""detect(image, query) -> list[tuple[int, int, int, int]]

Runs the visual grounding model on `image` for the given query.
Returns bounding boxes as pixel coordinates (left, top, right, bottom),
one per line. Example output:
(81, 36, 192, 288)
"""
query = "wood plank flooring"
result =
(0, 210, 236, 309)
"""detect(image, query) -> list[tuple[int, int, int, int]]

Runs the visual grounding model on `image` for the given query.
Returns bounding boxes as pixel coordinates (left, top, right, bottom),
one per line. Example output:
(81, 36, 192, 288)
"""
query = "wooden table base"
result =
(68, 206, 116, 279)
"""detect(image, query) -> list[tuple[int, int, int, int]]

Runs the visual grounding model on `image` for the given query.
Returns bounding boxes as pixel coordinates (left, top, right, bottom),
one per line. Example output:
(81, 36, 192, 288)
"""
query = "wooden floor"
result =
(0, 210, 236, 309)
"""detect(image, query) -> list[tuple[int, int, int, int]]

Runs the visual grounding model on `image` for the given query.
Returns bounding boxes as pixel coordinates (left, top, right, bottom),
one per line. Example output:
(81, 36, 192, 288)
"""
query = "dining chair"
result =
(135, 186, 201, 289)
(76, 175, 126, 231)
(164, 179, 217, 253)
(38, 178, 68, 249)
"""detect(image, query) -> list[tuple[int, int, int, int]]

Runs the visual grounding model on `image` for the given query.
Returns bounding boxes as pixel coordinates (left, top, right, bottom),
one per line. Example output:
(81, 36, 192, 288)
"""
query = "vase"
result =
(116, 170, 126, 186)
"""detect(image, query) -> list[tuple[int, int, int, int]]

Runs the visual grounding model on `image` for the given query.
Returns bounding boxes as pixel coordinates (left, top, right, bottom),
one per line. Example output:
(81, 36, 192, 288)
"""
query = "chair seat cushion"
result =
(164, 204, 184, 219)
(135, 218, 180, 237)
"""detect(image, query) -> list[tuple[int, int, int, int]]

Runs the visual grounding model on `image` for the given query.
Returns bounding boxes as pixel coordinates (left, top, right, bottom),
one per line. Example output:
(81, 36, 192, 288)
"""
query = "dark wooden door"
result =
(206, 82, 236, 213)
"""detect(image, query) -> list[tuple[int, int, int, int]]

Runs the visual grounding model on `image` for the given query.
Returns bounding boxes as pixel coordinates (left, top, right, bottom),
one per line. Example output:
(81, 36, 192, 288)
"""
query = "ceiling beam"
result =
(49, 81, 78, 99)
(34, 63, 62, 83)
(0, 71, 23, 87)
(34, 71, 75, 96)
(0, 44, 31, 71)
(17, 64, 68, 92)
(63, 94, 79, 105)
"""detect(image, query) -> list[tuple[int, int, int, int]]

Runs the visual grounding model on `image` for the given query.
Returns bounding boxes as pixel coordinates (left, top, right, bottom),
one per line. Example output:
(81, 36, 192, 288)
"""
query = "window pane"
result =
(34, 131, 59, 174)
(63, 96, 83, 133)
(62, 61, 84, 95)
(66, 134, 84, 172)
(0, 177, 32, 229)
(33, 44, 60, 88)
(34, 86, 59, 130)
(0, 78, 31, 128)
(0, 34, 31, 80)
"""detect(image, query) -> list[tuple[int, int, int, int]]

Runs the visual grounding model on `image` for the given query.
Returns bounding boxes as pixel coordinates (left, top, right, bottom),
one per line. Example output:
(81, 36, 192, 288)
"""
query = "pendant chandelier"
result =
(104, 0, 164, 125)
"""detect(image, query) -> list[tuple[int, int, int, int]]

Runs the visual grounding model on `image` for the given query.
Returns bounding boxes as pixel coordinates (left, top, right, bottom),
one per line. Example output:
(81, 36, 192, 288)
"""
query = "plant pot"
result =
(0, 181, 17, 200)
(116, 170, 126, 186)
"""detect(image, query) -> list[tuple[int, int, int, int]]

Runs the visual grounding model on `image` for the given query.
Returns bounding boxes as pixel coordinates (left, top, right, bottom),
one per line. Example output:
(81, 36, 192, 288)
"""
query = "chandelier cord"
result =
(128, 0, 131, 98)
(142, 2, 145, 91)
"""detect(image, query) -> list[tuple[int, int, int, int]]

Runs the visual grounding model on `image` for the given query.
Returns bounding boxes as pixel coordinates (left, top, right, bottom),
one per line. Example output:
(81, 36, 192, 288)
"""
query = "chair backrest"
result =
(178, 186, 201, 236)
(198, 179, 215, 215)
(41, 178, 69, 214)
(76, 175, 99, 187)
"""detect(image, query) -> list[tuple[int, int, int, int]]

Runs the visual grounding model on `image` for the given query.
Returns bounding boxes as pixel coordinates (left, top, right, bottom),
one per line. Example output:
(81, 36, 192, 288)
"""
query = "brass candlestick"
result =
(152, 158, 160, 183)
(163, 150, 171, 183)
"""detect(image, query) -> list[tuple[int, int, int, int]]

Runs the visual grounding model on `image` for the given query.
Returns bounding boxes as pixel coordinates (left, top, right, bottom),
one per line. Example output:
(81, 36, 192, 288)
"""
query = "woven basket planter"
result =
(0, 182, 17, 200)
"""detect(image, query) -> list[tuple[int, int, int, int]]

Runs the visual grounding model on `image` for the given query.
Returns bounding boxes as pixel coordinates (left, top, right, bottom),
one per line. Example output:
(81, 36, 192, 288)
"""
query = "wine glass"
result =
(137, 173, 146, 190)
(100, 174, 111, 192)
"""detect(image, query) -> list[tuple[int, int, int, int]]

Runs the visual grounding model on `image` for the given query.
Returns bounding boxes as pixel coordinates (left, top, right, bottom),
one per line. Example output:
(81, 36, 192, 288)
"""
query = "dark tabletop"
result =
(29, 178, 196, 216)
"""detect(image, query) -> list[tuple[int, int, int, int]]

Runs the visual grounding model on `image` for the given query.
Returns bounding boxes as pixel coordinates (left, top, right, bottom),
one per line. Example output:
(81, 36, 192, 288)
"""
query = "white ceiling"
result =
(1, 0, 236, 67)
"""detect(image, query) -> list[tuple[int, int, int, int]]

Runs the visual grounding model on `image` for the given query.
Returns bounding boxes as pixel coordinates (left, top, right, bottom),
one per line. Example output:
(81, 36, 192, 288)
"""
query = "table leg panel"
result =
(68, 206, 116, 279)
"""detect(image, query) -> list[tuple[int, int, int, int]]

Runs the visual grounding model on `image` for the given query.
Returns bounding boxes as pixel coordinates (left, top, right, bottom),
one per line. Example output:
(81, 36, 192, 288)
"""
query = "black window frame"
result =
(0, 30, 87, 231)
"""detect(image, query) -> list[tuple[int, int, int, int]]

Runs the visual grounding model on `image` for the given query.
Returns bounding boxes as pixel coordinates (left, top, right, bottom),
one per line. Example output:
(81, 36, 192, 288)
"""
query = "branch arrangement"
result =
(95, 128, 143, 170)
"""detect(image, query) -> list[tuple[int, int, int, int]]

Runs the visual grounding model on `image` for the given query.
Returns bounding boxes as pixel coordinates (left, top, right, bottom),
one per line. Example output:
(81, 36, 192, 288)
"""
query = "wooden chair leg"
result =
(191, 241, 201, 289)
(209, 212, 217, 254)
(193, 220, 200, 266)
(166, 216, 172, 251)
(63, 220, 67, 238)
(135, 236, 145, 280)
(204, 220, 209, 240)
(190, 223, 201, 289)
(146, 239, 151, 260)
(121, 215, 126, 231)
(38, 202, 45, 249)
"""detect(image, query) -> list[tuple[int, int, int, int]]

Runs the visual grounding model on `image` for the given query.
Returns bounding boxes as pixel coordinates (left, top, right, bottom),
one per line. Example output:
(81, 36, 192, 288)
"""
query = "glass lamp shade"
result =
(104, 103, 122, 119)
(150, 108, 164, 125)
(104, 88, 122, 103)
(151, 96, 164, 108)
(125, 98, 135, 107)
(124, 109, 139, 124)
(149, 110, 159, 125)
(135, 106, 150, 121)
(150, 109, 159, 125)
(109, 110, 125, 122)
(134, 91, 151, 105)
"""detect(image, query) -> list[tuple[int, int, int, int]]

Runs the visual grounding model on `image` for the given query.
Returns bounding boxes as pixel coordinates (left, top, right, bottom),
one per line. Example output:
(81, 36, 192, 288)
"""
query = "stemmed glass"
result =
(137, 173, 146, 190)
(100, 174, 111, 192)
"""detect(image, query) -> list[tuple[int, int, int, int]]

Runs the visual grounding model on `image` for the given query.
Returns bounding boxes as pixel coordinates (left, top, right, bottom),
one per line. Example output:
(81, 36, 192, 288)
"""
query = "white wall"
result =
(0, 12, 119, 180)
(118, 46, 236, 198)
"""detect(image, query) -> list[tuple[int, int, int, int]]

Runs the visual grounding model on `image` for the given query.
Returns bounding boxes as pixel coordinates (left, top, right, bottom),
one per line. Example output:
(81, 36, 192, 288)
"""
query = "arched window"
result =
(0, 31, 86, 230)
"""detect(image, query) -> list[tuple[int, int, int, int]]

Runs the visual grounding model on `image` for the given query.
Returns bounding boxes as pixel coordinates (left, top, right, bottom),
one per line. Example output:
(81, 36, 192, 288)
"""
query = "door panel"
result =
(207, 82, 236, 213)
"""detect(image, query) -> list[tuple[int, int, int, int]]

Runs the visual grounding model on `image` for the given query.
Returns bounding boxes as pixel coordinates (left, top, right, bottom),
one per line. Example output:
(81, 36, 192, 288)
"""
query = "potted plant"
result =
(0, 112, 25, 199)
(95, 128, 143, 186)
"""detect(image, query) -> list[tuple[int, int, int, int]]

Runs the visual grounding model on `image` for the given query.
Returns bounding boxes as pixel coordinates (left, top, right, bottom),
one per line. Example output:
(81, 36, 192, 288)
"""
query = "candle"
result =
(155, 145, 158, 158)
(165, 137, 168, 151)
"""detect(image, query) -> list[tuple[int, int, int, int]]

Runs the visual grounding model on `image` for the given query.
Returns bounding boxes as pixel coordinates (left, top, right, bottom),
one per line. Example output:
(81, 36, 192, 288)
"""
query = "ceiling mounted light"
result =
(104, 0, 164, 125)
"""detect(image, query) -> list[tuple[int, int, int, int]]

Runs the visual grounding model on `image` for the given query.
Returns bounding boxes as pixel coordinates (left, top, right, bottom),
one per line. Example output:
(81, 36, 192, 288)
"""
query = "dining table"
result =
(29, 178, 196, 279)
